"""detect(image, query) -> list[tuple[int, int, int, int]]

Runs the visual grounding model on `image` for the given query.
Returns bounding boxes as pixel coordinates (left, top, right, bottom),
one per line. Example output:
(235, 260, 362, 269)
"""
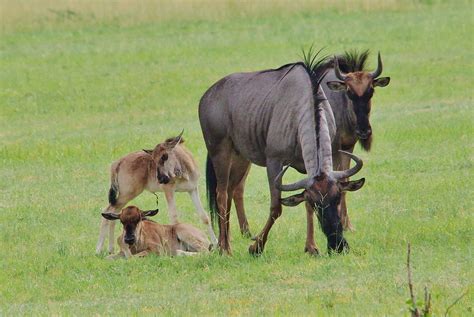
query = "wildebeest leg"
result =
(164, 186, 179, 224)
(106, 251, 125, 260)
(339, 144, 355, 231)
(228, 157, 251, 237)
(210, 143, 233, 255)
(176, 250, 198, 256)
(249, 160, 282, 255)
(134, 250, 150, 257)
(304, 201, 320, 256)
(188, 189, 218, 246)
(96, 201, 127, 254)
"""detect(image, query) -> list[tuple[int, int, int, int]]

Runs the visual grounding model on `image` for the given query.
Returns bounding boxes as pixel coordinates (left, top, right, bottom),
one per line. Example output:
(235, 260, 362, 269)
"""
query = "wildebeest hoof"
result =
(304, 246, 320, 256)
(241, 230, 253, 239)
(248, 242, 263, 256)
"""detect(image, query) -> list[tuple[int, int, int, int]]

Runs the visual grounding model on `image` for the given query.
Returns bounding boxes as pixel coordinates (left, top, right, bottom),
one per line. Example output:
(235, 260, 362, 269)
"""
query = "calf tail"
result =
(205, 154, 219, 228)
(108, 162, 120, 206)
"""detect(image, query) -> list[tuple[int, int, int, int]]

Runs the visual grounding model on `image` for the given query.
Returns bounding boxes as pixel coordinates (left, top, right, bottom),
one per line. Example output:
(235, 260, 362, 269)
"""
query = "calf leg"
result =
(96, 189, 141, 254)
(106, 251, 125, 260)
(176, 250, 198, 256)
(188, 189, 218, 246)
(96, 203, 125, 254)
(249, 160, 282, 255)
(164, 187, 179, 224)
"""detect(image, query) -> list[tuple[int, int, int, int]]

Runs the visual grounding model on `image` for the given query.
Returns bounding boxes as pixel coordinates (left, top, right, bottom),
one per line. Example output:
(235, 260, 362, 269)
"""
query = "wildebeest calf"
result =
(102, 206, 211, 259)
(95, 132, 218, 254)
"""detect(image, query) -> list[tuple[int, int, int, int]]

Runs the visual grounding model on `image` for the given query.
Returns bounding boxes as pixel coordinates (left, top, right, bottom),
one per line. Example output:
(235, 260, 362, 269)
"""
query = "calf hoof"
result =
(248, 241, 264, 256)
(304, 246, 321, 256)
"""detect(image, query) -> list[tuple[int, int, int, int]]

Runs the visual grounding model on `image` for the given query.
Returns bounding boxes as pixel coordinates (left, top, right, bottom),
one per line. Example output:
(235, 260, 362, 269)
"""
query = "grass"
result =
(1, 0, 473, 315)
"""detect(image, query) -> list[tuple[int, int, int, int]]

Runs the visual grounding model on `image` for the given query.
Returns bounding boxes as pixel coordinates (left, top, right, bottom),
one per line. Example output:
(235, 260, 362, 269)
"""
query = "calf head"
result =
(276, 151, 365, 253)
(327, 53, 390, 150)
(143, 130, 184, 184)
(102, 206, 159, 245)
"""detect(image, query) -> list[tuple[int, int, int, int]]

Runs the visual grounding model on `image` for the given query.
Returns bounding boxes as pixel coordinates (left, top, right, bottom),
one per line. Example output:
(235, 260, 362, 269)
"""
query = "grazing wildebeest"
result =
(199, 61, 365, 255)
(102, 206, 211, 259)
(315, 50, 390, 230)
(95, 133, 218, 255)
(223, 50, 390, 235)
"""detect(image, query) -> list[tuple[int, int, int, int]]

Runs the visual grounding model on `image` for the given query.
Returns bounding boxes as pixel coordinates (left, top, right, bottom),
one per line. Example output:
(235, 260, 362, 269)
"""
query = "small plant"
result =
(406, 243, 432, 317)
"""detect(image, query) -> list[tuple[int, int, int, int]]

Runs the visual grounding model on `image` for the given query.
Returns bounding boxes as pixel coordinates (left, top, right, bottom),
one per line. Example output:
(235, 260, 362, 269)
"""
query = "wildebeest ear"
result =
(373, 77, 390, 87)
(327, 81, 346, 91)
(102, 212, 120, 220)
(340, 178, 365, 192)
(142, 149, 153, 155)
(142, 209, 159, 217)
(165, 129, 184, 149)
(280, 192, 305, 207)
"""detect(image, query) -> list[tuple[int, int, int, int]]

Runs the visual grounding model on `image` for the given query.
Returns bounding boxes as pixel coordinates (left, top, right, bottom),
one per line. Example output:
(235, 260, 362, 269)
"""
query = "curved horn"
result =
(369, 52, 383, 79)
(330, 150, 363, 180)
(333, 55, 347, 81)
(165, 129, 184, 149)
(275, 164, 312, 192)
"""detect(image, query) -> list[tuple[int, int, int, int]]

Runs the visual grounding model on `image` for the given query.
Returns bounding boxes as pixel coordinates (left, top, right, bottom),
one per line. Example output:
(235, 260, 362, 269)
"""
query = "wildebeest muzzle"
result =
(157, 169, 170, 184)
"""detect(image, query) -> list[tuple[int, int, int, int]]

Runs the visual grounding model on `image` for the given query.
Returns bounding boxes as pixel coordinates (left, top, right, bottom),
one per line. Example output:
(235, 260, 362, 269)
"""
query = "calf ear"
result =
(142, 149, 153, 155)
(166, 129, 184, 149)
(373, 77, 390, 87)
(142, 209, 159, 217)
(280, 192, 305, 207)
(340, 178, 365, 192)
(102, 212, 120, 220)
(327, 81, 346, 91)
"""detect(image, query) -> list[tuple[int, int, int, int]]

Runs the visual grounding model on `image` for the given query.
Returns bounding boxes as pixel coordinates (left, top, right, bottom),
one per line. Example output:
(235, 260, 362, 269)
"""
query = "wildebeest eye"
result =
(160, 153, 168, 164)
(347, 90, 356, 100)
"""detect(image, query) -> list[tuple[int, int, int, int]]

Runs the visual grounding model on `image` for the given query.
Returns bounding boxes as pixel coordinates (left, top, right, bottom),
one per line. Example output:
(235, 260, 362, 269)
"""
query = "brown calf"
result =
(95, 132, 217, 254)
(102, 206, 210, 259)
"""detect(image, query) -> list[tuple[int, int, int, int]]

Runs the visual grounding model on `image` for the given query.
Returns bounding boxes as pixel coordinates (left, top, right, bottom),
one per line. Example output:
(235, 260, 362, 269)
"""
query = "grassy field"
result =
(1, 0, 473, 315)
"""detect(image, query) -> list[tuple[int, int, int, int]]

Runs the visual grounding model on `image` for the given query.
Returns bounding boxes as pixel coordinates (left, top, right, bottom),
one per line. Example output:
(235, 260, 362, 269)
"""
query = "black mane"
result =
(301, 46, 329, 148)
(313, 49, 371, 75)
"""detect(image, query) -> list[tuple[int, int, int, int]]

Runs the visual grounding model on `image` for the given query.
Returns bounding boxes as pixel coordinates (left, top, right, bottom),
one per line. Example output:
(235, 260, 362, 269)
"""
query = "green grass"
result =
(1, 0, 473, 315)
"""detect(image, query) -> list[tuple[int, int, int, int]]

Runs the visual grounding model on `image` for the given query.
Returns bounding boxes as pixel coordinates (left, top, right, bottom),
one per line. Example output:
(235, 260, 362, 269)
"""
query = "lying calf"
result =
(102, 205, 211, 259)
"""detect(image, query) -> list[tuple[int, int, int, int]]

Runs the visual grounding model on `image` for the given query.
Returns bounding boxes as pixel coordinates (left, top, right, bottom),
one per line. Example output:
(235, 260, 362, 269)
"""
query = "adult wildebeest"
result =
(223, 50, 390, 235)
(199, 60, 365, 255)
(95, 133, 218, 255)
(316, 50, 390, 230)
(102, 206, 211, 259)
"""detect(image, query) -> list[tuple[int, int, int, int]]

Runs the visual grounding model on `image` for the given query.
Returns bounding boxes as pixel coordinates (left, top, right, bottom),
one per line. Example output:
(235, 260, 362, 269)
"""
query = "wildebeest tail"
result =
(108, 161, 120, 206)
(205, 154, 219, 228)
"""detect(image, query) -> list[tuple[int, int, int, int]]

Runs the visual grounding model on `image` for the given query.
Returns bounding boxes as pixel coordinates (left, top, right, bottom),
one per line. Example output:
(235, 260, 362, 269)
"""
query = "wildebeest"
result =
(315, 50, 390, 230)
(199, 60, 365, 255)
(102, 206, 211, 259)
(223, 50, 390, 234)
(95, 133, 218, 254)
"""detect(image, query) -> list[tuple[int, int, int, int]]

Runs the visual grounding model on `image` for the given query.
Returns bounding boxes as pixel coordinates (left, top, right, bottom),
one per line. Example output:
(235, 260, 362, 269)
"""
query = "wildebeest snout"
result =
(124, 235, 135, 245)
(355, 127, 372, 140)
(157, 169, 170, 184)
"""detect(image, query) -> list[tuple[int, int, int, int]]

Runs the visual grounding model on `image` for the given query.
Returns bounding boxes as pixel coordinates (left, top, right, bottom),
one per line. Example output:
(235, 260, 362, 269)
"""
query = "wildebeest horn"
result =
(166, 129, 184, 149)
(334, 56, 347, 81)
(275, 164, 312, 192)
(330, 151, 363, 180)
(369, 52, 383, 79)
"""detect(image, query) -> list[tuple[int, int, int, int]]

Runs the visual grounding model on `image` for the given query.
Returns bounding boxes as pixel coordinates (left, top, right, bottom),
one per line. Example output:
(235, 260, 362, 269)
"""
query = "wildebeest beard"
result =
(359, 133, 373, 151)
(312, 203, 348, 254)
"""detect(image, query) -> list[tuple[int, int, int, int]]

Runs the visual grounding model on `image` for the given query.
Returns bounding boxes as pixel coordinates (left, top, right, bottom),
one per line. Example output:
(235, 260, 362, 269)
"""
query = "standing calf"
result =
(102, 206, 210, 259)
(95, 132, 218, 254)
